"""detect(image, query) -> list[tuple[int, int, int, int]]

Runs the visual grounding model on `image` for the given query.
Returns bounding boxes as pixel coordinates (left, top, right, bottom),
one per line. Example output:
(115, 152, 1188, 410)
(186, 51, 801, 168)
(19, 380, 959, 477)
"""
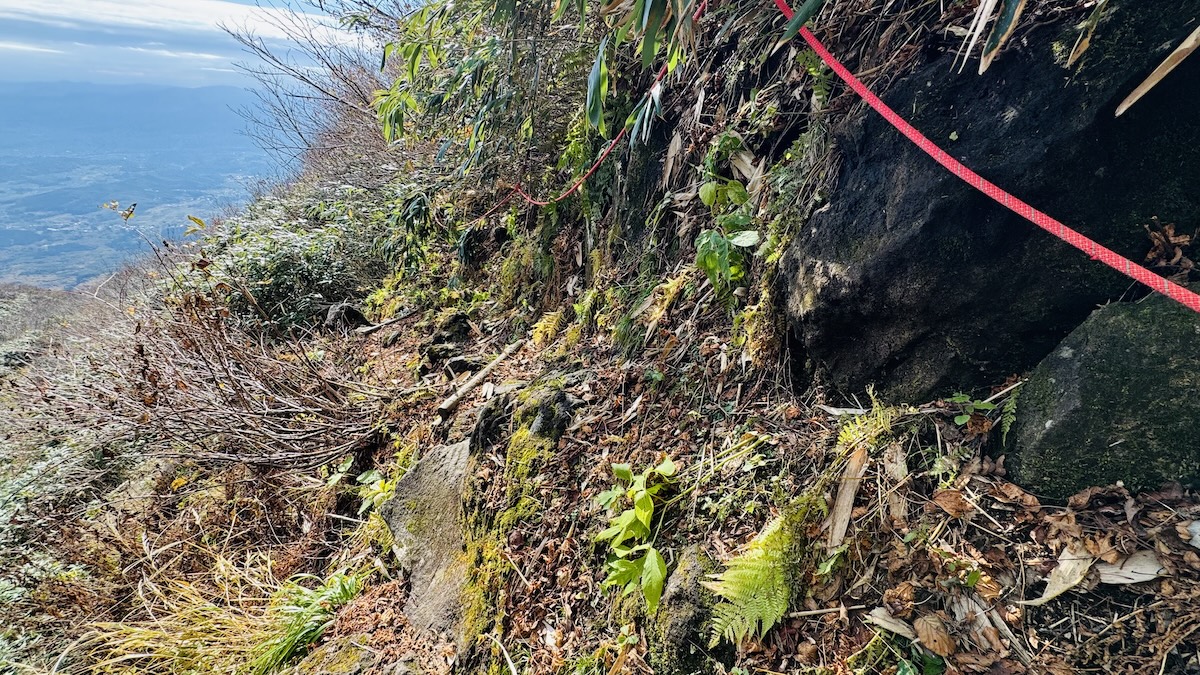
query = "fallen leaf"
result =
(932, 489, 975, 518)
(914, 613, 956, 657)
(990, 482, 1040, 511)
(1096, 550, 1164, 585)
(865, 607, 916, 640)
(1018, 543, 1093, 606)
(882, 582, 915, 618)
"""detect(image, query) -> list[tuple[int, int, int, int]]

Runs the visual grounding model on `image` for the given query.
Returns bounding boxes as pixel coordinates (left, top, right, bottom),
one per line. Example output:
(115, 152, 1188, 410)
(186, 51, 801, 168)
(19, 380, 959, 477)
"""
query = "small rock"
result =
(324, 301, 370, 333)
(446, 355, 486, 374)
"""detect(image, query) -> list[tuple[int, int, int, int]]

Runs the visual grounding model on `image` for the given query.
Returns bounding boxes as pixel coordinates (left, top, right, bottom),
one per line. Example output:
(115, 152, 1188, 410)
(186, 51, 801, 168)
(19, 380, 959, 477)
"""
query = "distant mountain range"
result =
(0, 82, 279, 288)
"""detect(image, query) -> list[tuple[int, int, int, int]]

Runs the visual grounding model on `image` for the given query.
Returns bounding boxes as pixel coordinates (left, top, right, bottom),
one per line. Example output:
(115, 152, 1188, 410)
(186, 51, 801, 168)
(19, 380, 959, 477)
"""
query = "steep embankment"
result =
(3, 1, 1199, 674)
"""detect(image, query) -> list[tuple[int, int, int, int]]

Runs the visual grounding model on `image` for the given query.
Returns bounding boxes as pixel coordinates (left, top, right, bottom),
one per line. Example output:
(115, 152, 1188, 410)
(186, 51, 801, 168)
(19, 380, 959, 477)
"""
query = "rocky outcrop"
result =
(782, 0, 1200, 401)
(379, 440, 472, 646)
(647, 545, 722, 675)
(1006, 293, 1200, 500)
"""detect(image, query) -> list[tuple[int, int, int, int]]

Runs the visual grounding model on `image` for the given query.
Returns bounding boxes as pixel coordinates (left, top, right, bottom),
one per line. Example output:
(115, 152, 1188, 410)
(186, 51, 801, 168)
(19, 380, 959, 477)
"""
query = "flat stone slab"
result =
(381, 440, 470, 643)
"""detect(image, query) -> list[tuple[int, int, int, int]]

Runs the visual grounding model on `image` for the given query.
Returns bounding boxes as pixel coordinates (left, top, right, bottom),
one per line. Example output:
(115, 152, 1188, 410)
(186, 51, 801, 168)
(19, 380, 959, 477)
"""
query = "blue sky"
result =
(0, 0, 342, 86)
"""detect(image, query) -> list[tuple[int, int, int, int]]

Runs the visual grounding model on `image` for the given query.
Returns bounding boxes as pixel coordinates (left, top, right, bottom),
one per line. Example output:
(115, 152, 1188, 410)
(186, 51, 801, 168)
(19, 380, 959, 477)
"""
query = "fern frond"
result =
(834, 390, 899, 453)
(703, 515, 795, 647)
(532, 308, 566, 346)
(573, 289, 600, 330)
(1000, 384, 1021, 446)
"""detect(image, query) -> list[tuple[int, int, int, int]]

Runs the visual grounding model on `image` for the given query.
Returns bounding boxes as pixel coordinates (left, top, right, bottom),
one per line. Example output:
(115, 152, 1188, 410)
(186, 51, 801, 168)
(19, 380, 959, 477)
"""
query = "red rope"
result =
(772, 0, 1200, 314)
(475, 0, 1200, 314)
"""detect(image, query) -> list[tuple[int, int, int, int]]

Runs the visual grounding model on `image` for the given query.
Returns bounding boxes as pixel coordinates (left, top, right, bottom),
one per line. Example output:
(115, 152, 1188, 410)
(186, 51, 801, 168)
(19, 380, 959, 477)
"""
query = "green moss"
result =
(292, 635, 377, 675)
(458, 381, 575, 655)
(460, 532, 509, 644)
(496, 494, 542, 532)
(646, 546, 724, 675)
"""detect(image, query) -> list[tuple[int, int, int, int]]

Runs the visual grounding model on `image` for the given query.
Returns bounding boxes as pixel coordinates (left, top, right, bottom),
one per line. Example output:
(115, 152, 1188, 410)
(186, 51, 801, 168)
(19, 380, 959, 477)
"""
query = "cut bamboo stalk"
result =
(435, 340, 525, 420)
(828, 444, 870, 549)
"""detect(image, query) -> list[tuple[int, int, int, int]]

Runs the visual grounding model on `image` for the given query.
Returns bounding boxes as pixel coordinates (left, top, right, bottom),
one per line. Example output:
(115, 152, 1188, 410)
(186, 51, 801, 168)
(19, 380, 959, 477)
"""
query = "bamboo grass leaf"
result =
(1116, 24, 1200, 117)
(979, 0, 1027, 73)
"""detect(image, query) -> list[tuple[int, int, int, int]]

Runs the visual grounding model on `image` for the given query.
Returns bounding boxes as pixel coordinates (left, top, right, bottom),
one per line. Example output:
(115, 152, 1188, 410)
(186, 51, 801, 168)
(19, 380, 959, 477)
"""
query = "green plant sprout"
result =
(594, 457, 677, 613)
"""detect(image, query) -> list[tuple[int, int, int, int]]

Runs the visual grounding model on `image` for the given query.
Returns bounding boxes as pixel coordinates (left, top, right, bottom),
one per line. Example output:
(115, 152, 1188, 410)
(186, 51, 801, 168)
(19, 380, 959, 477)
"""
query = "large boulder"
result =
(782, 1, 1200, 401)
(1006, 293, 1200, 500)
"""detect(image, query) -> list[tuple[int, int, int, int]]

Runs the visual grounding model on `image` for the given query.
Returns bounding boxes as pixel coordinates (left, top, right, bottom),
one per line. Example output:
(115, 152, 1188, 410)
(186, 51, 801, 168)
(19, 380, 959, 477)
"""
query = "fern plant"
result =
(1000, 384, 1021, 445)
(532, 308, 568, 346)
(703, 514, 796, 647)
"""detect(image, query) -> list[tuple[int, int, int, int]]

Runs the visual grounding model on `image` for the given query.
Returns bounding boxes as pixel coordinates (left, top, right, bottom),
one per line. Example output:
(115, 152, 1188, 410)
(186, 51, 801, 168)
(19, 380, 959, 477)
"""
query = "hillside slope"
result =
(3, 1, 1199, 674)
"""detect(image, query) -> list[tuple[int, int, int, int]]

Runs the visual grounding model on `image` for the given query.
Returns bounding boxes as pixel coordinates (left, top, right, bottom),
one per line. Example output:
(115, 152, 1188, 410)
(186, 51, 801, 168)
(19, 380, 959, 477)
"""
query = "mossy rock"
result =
(380, 440, 471, 646)
(458, 379, 578, 654)
(288, 635, 379, 675)
(1007, 293, 1200, 500)
(647, 545, 725, 675)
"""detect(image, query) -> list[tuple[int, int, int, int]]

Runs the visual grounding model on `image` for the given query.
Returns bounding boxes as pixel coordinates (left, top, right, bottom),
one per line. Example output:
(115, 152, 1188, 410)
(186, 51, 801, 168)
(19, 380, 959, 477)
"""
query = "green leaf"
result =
(816, 543, 847, 577)
(634, 491, 655, 528)
(596, 523, 623, 542)
(974, 401, 996, 411)
(185, 215, 207, 235)
(640, 547, 667, 613)
(727, 230, 760, 248)
(655, 456, 677, 477)
(779, 0, 826, 43)
(612, 463, 634, 482)
(954, 414, 971, 426)
(596, 487, 624, 509)
(698, 181, 719, 207)
(717, 212, 752, 230)
(603, 555, 644, 590)
(641, 0, 668, 68)
(586, 37, 610, 134)
(966, 568, 982, 587)
(724, 180, 750, 205)
(356, 469, 383, 484)
(980, 0, 1027, 73)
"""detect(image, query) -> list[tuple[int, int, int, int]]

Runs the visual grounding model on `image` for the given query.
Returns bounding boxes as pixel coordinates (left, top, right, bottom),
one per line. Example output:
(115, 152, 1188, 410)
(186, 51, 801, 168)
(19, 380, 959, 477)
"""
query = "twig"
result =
(501, 549, 533, 589)
(787, 604, 867, 618)
(436, 340, 525, 420)
(482, 633, 522, 675)
(981, 379, 1025, 405)
(355, 306, 418, 335)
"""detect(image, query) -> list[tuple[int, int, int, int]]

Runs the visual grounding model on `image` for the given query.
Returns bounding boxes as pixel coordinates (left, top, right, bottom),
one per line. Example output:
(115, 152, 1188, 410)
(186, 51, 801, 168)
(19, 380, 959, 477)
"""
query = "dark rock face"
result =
(782, 1, 1200, 401)
(1007, 294, 1200, 500)
(323, 301, 370, 332)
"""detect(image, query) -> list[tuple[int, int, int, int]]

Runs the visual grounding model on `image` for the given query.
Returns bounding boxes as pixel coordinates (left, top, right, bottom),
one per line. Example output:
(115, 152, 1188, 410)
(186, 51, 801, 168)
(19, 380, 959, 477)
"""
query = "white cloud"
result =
(122, 46, 225, 60)
(0, 0, 338, 42)
(0, 40, 63, 53)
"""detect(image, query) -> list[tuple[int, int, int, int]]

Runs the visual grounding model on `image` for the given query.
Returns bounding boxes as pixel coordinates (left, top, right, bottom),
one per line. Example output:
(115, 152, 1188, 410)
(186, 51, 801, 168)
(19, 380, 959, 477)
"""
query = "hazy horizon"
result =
(0, 80, 279, 288)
